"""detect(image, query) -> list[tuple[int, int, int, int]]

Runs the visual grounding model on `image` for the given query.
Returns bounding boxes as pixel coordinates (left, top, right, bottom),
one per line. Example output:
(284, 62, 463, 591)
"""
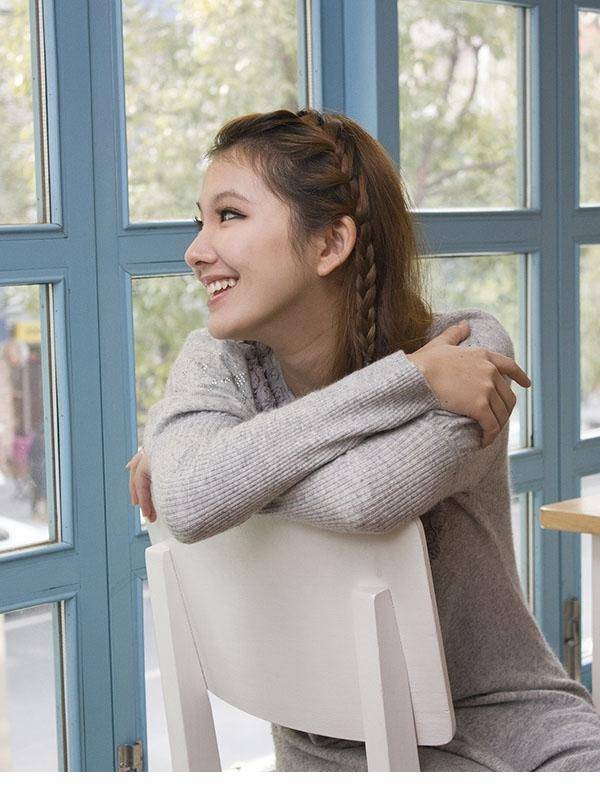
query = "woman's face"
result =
(184, 154, 338, 350)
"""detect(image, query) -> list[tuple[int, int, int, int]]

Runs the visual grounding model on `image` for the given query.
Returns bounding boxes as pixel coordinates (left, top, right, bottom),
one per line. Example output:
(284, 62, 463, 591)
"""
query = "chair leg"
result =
(146, 542, 221, 771)
(352, 586, 420, 772)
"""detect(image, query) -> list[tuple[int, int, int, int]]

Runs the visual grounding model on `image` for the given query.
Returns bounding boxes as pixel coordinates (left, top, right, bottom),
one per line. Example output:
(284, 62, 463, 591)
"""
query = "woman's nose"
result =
(184, 241, 197, 268)
(184, 234, 215, 269)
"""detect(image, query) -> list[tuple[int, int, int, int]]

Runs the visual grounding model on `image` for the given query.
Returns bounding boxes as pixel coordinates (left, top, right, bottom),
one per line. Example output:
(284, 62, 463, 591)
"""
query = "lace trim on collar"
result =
(242, 340, 295, 410)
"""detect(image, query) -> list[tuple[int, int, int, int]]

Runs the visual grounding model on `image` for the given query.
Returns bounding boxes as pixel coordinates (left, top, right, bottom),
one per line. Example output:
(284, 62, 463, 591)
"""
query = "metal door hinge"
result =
(117, 739, 144, 772)
(563, 597, 581, 682)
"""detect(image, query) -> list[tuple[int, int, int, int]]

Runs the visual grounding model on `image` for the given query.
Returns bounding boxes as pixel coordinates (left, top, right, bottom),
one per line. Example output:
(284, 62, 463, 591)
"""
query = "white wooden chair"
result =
(144, 513, 456, 772)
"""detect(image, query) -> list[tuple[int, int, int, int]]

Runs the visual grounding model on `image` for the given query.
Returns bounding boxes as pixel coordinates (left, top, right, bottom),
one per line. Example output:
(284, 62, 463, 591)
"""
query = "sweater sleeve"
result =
(142, 327, 441, 543)
(259, 308, 516, 534)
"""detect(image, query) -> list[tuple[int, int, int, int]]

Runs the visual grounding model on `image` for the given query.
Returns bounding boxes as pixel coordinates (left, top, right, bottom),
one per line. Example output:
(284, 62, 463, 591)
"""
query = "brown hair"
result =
(204, 107, 433, 385)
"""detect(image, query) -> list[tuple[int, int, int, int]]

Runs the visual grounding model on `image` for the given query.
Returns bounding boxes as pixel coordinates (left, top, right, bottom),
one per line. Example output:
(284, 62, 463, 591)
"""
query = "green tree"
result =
(122, 0, 299, 221)
(132, 274, 206, 434)
(399, 0, 519, 208)
(0, 0, 37, 224)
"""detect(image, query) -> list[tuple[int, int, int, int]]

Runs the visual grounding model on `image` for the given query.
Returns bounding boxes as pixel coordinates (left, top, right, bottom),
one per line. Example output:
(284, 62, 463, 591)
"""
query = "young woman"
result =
(126, 108, 600, 771)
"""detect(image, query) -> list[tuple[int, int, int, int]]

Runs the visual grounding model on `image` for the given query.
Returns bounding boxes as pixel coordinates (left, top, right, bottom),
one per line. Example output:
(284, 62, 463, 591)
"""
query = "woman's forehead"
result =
(202, 157, 261, 196)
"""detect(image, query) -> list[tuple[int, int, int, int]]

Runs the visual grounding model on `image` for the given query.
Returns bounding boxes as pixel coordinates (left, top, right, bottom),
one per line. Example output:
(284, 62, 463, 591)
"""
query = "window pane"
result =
(423, 254, 528, 451)
(0, 284, 59, 554)
(579, 11, 600, 206)
(1, 602, 67, 770)
(580, 246, 600, 439)
(580, 474, 599, 670)
(0, 0, 49, 224)
(398, 0, 522, 209)
(122, 0, 300, 222)
(143, 580, 275, 770)
(132, 273, 206, 525)
(511, 492, 532, 609)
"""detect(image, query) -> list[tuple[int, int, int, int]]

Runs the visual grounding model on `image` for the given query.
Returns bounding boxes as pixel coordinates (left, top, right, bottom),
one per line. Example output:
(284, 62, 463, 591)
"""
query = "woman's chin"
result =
(207, 315, 247, 341)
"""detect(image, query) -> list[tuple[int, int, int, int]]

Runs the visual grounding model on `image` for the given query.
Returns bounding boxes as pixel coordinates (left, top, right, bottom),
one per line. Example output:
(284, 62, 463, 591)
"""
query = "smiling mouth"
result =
(208, 280, 239, 303)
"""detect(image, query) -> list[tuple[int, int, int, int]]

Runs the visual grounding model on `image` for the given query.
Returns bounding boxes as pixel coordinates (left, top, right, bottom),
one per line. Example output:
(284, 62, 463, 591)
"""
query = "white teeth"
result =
(207, 277, 239, 295)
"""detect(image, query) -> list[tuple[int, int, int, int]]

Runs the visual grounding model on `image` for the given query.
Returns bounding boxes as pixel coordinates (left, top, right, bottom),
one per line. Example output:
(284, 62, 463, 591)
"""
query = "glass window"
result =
(511, 491, 532, 609)
(0, 0, 50, 225)
(423, 253, 529, 451)
(579, 11, 600, 206)
(122, 0, 300, 222)
(579, 474, 599, 671)
(132, 273, 206, 525)
(398, 0, 523, 210)
(0, 284, 58, 554)
(0, 602, 67, 770)
(580, 245, 600, 439)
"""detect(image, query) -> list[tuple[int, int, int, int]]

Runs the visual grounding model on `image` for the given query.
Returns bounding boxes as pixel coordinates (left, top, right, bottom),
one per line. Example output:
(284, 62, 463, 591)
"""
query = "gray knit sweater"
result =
(143, 307, 600, 771)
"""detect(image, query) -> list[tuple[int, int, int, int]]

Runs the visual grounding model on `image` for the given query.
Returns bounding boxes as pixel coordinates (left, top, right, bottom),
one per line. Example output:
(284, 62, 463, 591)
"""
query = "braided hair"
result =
(296, 110, 377, 367)
(205, 108, 432, 382)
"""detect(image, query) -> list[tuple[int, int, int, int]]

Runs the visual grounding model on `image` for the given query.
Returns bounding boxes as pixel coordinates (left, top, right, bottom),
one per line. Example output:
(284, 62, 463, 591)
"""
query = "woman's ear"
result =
(316, 215, 357, 277)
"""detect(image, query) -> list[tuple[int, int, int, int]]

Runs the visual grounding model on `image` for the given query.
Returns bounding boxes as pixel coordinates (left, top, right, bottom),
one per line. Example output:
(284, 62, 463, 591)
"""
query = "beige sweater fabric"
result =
(144, 307, 600, 771)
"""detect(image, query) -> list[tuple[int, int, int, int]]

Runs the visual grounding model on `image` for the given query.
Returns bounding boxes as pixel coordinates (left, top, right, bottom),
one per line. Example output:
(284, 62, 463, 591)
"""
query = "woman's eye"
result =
(193, 209, 240, 229)
(220, 208, 240, 221)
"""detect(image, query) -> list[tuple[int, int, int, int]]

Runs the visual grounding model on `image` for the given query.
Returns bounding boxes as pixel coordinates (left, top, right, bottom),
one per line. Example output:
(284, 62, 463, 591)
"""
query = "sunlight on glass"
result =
(423, 253, 527, 451)
(0, 0, 37, 224)
(579, 474, 600, 670)
(510, 492, 531, 607)
(131, 273, 207, 440)
(122, 0, 300, 222)
(0, 284, 57, 554)
(0, 603, 66, 770)
(131, 273, 206, 526)
(398, 0, 521, 209)
(580, 246, 600, 438)
(579, 11, 600, 205)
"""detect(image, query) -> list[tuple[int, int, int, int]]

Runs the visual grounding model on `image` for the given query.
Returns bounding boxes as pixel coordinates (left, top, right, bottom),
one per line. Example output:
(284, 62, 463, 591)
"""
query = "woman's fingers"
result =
(477, 388, 504, 447)
(136, 472, 155, 522)
(125, 450, 143, 470)
(494, 373, 518, 417)
(476, 402, 501, 448)
(125, 452, 155, 519)
(130, 471, 153, 519)
(487, 352, 531, 388)
(128, 467, 136, 502)
(475, 353, 525, 447)
(478, 374, 518, 447)
(129, 468, 140, 506)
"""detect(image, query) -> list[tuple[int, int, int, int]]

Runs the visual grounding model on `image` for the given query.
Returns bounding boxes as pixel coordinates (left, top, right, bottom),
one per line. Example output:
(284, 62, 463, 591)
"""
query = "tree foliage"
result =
(122, 0, 299, 221)
(0, 0, 37, 224)
(132, 274, 206, 432)
(399, 0, 518, 208)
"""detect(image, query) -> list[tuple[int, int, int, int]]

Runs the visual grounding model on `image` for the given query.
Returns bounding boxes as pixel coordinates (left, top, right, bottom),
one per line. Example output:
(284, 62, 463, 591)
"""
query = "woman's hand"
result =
(407, 320, 531, 448)
(125, 448, 156, 522)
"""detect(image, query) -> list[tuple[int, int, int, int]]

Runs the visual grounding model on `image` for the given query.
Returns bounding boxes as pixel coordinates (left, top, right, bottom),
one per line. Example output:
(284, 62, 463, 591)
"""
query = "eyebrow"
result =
(196, 190, 252, 213)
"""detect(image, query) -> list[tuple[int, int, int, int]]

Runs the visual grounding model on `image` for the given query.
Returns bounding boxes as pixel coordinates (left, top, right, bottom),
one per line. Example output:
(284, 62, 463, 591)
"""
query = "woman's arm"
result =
(259, 394, 509, 533)
(260, 308, 515, 533)
(142, 326, 441, 543)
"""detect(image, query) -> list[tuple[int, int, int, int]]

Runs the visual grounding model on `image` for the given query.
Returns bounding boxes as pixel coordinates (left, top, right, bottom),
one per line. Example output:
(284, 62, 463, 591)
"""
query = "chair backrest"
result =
(146, 513, 455, 746)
